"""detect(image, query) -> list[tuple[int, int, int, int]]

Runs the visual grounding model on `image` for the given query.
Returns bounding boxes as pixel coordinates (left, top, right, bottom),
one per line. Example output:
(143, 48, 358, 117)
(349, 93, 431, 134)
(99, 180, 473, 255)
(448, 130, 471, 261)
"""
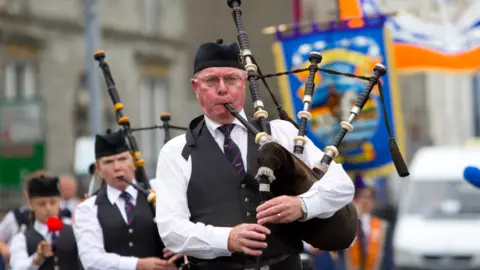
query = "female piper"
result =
(73, 129, 181, 270)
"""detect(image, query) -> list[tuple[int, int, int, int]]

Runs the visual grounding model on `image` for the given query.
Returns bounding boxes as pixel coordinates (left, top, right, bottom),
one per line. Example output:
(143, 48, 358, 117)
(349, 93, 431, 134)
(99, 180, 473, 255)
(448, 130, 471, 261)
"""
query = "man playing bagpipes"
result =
(154, 39, 355, 270)
(8, 171, 82, 270)
(334, 175, 394, 270)
(73, 129, 181, 270)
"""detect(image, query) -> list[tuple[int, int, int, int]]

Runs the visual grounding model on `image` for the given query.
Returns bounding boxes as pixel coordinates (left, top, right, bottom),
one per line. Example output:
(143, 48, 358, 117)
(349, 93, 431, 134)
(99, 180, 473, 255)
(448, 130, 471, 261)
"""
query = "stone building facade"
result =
(0, 0, 300, 208)
(0, 0, 194, 207)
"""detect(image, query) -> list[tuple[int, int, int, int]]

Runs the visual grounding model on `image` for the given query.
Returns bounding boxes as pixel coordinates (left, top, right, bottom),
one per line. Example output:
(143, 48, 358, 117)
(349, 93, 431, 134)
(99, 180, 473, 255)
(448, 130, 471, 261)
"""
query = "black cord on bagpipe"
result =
(130, 112, 188, 145)
(251, 62, 409, 178)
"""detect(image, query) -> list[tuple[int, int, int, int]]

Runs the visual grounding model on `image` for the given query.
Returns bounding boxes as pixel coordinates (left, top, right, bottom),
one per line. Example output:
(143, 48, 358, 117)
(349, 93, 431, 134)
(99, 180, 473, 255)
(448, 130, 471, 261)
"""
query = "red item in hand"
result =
(46, 216, 63, 232)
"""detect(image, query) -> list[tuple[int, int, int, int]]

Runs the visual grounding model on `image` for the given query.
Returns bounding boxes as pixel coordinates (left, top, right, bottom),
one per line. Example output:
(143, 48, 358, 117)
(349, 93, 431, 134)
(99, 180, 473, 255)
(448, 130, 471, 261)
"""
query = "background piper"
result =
(73, 129, 181, 270)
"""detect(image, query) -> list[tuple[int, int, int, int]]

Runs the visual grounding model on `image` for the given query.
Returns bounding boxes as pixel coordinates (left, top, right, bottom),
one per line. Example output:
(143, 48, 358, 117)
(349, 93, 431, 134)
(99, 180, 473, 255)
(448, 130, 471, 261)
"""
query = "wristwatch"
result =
(299, 197, 308, 221)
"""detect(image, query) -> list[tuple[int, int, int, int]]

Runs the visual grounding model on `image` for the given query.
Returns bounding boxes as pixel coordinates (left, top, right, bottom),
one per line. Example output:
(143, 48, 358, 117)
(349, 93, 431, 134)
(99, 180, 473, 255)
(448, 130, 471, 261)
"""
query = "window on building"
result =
(74, 72, 89, 137)
(4, 0, 30, 15)
(139, 0, 185, 37)
(0, 43, 41, 152)
(139, 65, 169, 176)
(1, 44, 39, 101)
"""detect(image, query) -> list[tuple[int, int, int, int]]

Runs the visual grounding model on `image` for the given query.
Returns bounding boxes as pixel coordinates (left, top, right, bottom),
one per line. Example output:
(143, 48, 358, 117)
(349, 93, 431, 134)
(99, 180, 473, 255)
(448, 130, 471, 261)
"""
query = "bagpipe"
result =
(224, 0, 410, 267)
(88, 51, 187, 213)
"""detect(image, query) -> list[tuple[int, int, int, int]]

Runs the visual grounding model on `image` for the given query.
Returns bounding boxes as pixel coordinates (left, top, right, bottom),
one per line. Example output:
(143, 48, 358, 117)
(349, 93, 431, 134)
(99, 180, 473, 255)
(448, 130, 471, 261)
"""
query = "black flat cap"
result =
(28, 175, 60, 198)
(94, 129, 130, 159)
(193, 38, 245, 74)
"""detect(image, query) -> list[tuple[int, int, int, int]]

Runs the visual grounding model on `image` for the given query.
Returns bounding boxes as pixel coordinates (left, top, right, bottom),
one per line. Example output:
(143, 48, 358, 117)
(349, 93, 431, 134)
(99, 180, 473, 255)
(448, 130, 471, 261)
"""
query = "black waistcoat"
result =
(182, 115, 303, 264)
(12, 206, 32, 232)
(25, 225, 82, 270)
(95, 187, 165, 258)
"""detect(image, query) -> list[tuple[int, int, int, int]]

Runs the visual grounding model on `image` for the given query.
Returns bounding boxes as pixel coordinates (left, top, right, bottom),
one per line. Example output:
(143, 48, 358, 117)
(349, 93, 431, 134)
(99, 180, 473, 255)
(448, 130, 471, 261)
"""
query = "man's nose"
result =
(216, 79, 228, 96)
(113, 160, 122, 170)
(45, 203, 54, 212)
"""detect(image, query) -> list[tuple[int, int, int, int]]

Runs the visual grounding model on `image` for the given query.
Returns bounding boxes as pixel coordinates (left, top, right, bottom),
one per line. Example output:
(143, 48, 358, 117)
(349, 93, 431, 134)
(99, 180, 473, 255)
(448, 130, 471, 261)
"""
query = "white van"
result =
(393, 146, 480, 269)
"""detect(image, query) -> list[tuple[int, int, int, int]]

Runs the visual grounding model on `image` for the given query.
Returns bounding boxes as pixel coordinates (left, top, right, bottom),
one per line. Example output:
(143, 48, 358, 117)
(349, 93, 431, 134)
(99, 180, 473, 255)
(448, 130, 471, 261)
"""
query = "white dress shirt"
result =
(9, 218, 71, 270)
(154, 109, 355, 259)
(0, 211, 19, 243)
(73, 184, 140, 270)
(0, 206, 31, 243)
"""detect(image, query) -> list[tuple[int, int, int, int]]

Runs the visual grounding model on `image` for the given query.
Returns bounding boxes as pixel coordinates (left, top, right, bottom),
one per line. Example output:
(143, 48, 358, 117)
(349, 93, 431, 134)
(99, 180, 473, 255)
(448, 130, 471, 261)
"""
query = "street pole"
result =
(84, 0, 103, 136)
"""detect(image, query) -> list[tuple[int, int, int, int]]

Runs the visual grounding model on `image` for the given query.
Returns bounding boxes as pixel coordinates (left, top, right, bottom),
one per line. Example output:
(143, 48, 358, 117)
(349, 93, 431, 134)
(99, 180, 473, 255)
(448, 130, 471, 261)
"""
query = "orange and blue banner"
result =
(272, 17, 405, 176)
(345, 0, 480, 73)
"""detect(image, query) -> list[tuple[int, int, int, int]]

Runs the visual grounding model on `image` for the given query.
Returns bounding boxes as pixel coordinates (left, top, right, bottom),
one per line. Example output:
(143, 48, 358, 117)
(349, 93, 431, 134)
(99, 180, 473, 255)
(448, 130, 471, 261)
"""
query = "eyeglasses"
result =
(197, 75, 243, 87)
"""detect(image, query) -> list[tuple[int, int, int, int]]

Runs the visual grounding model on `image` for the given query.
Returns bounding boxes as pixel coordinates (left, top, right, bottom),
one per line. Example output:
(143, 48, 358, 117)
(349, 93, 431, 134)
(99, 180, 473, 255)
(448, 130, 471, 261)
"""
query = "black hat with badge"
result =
(94, 128, 130, 159)
(193, 38, 245, 74)
(28, 175, 61, 199)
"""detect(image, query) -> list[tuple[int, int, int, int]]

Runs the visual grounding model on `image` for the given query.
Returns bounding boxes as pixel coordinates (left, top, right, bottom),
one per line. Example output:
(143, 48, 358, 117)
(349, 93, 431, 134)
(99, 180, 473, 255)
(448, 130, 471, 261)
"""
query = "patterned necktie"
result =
(218, 124, 245, 178)
(120, 191, 134, 225)
(51, 231, 59, 252)
(51, 231, 59, 244)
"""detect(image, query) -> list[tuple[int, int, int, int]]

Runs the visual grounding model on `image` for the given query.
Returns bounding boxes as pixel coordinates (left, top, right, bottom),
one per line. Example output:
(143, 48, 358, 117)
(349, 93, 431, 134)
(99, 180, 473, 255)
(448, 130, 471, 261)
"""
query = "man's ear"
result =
(27, 198, 33, 208)
(190, 78, 197, 93)
(95, 161, 102, 178)
(190, 78, 200, 99)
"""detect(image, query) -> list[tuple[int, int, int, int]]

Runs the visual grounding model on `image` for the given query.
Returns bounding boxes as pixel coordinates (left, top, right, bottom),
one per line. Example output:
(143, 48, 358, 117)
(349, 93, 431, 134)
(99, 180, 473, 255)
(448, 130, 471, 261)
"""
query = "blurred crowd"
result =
(302, 175, 395, 270)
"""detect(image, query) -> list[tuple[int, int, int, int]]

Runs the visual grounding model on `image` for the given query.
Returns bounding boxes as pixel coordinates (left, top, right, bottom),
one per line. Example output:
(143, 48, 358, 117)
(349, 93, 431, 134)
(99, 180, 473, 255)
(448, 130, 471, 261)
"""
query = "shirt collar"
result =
(107, 182, 138, 205)
(33, 218, 70, 240)
(33, 221, 49, 238)
(204, 108, 248, 138)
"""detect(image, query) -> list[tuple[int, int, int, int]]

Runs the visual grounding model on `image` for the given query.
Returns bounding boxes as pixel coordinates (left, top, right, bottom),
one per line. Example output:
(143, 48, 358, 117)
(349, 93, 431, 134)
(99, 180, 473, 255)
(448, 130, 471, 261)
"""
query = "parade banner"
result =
(271, 17, 405, 176)
(346, 0, 480, 73)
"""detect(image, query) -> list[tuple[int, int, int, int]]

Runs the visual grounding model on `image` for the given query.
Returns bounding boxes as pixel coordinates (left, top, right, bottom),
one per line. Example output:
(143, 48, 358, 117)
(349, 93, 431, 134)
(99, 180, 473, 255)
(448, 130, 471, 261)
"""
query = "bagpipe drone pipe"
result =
(90, 51, 187, 208)
(224, 0, 410, 263)
(91, 52, 189, 268)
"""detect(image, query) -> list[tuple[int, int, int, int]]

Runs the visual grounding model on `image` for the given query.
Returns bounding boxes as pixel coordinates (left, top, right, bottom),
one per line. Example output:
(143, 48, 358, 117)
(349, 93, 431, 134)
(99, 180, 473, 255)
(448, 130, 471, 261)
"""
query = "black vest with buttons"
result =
(12, 206, 32, 232)
(182, 115, 303, 264)
(25, 225, 83, 270)
(95, 187, 165, 258)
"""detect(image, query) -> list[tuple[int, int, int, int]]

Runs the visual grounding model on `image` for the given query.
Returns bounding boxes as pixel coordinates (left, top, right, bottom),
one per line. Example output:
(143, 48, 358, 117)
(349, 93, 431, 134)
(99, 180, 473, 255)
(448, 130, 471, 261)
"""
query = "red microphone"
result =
(46, 216, 63, 252)
(46, 216, 63, 232)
